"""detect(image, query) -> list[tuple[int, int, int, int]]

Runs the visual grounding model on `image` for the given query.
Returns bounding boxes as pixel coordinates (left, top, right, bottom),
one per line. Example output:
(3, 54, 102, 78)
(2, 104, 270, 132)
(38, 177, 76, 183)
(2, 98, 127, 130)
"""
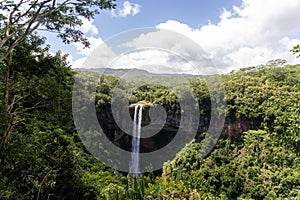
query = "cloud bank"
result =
(156, 0, 300, 72)
(71, 0, 300, 74)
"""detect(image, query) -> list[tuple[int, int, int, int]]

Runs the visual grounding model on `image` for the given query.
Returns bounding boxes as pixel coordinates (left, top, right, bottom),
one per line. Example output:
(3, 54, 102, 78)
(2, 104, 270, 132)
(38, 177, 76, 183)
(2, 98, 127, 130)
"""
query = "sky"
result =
(43, 0, 300, 74)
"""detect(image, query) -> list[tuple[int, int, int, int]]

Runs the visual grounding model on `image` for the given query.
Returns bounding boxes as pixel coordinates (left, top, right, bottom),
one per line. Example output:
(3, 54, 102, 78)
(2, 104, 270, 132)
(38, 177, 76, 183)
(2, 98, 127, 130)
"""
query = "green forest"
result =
(1, 0, 300, 200)
(1, 34, 299, 199)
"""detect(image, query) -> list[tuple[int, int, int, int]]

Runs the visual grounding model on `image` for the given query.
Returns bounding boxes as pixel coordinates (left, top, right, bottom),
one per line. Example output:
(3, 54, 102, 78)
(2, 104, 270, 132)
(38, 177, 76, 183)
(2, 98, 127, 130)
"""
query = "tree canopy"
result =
(0, 3, 299, 197)
(0, 0, 116, 61)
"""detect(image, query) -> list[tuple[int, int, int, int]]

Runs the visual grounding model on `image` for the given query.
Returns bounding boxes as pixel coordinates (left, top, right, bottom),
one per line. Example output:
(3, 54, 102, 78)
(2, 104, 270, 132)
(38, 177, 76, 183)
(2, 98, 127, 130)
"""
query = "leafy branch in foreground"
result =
(0, 0, 116, 61)
(291, 44, 300, 58)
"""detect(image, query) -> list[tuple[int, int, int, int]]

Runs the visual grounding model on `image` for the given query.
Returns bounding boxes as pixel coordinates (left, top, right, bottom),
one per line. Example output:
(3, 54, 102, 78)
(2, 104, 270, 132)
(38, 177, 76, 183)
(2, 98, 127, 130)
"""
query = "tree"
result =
(265, 59, 287, 67)
(0, 34, 73, 146)
(291, 44, 300, 58)
(0, 0, 116, 61)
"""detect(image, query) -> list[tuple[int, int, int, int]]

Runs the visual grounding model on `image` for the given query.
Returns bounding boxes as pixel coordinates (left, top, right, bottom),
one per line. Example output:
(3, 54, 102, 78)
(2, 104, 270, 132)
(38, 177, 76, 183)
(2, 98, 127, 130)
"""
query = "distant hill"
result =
(74, 68, 197, 78)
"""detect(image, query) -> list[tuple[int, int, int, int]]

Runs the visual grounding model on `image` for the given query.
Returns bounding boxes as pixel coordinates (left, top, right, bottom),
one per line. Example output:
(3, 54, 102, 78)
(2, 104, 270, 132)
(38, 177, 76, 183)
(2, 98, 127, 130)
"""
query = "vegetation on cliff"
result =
(0, 34, 299, 199)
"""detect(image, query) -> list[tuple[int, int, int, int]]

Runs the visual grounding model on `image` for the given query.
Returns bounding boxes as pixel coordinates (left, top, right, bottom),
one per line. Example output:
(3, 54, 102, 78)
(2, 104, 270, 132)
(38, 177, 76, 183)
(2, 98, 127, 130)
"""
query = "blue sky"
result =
(47, 0, 241, 54)
(96, 0, 241, 38)
(44, 0, 300, 74)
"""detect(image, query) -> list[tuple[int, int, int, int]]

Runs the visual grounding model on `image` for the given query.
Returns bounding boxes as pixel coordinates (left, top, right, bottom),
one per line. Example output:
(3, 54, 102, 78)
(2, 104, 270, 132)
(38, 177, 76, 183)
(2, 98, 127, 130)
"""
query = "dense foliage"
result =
(0, 35, 124, 199)
(92, 64, 300, 199)
(0, 33, 299, 199)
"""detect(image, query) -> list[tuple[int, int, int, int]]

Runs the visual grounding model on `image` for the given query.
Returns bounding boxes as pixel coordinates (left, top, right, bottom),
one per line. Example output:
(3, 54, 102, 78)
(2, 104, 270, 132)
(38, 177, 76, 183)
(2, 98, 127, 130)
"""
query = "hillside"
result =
(1, 0, 300, 199)
(75, 67, 198, 78)
(0, 37, 299, 199)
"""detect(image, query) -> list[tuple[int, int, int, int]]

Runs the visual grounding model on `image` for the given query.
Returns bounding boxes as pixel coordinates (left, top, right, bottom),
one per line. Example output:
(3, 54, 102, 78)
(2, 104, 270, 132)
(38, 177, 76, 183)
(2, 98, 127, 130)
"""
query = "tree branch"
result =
(0, 0, 116, 61)
(12, 103, 49, 116)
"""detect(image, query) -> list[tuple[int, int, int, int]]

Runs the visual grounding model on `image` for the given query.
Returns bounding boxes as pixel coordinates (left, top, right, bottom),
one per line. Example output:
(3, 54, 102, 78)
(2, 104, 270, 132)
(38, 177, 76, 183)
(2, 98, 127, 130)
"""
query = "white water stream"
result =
(129, 105, 143, 177)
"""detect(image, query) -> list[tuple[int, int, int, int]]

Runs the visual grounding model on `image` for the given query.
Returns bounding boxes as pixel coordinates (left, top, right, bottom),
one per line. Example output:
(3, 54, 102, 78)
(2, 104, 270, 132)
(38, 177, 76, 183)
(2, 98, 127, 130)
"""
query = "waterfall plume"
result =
(129, 104, 143, 177)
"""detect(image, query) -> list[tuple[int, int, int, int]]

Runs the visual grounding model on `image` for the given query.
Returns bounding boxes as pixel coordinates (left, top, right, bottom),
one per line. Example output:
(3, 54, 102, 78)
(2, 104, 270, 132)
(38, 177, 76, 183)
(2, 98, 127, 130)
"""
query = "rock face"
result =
(223, 117, 259, 136)
(97, 102, 259, 153)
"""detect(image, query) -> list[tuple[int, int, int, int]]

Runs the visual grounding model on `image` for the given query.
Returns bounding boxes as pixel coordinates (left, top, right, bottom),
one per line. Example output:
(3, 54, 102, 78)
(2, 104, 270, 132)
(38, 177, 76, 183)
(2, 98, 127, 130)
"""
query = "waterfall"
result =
(130, 104, 143, 177)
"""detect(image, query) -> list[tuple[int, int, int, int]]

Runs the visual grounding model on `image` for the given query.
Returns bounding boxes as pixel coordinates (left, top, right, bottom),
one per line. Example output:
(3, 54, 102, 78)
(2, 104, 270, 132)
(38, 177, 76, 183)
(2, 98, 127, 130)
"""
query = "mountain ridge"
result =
(74, 67, 198, 77)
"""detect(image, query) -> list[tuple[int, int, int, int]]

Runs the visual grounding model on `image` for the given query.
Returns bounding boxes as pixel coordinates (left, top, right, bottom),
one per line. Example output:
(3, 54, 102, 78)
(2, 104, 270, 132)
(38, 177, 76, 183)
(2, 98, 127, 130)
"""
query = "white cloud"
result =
(69, 30, 210, 74)
(71, 0, 300, 74)
(67, 55, 87, 69)
(219, 8, 232, 21)
(69, 35, 117, 69)
(82, 43, 116, 68)
(112, 1, 141, 17)
(73, 36, 104, 57)
(122, 29, 215, 74)
(69, 36, 111, 68)
(110, 49, 200, 74)
(156, 0, 300, 73)
(79, 17, 99, 36)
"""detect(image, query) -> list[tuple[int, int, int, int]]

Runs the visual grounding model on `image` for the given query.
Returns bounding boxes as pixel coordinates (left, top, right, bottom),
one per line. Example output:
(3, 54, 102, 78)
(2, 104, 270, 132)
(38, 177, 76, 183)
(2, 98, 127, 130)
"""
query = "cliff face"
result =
(223, 117, 259, 136)
(97, 104, 260, 153)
